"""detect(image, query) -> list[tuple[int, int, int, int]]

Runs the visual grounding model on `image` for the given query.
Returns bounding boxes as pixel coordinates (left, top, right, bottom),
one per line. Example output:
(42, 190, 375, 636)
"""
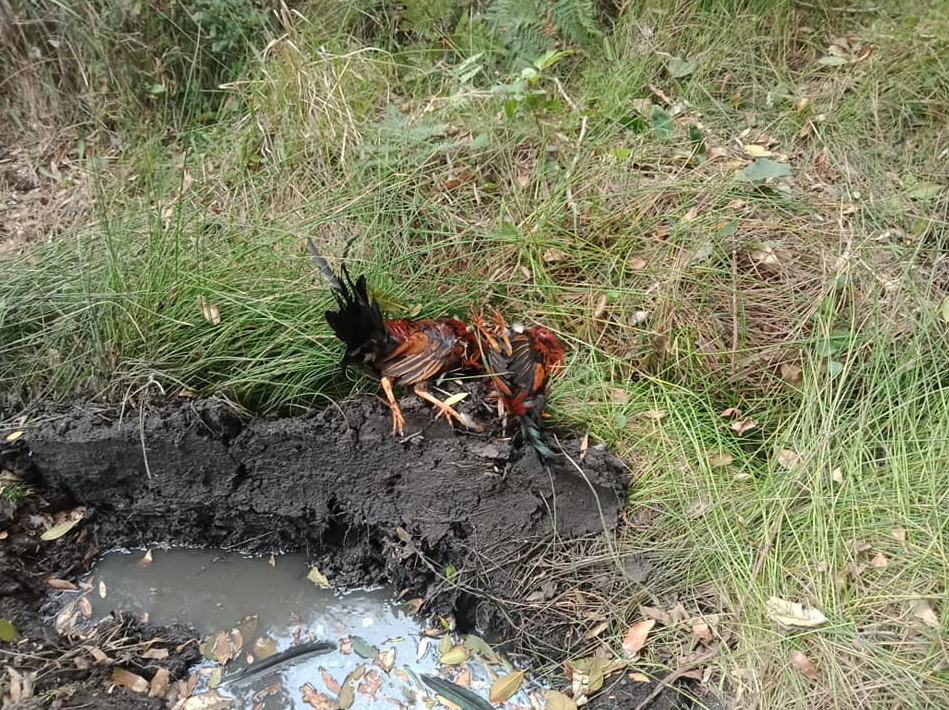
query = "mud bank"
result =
(1, 394, 678, 709)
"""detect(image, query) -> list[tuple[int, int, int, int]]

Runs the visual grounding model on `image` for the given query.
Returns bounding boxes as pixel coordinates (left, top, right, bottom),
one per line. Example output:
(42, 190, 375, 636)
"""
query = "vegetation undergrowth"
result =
(1, 0, 947, 707)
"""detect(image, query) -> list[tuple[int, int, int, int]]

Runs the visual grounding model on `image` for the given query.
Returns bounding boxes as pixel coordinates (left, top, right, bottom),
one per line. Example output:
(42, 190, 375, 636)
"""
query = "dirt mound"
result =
(1, 394, 678, 709)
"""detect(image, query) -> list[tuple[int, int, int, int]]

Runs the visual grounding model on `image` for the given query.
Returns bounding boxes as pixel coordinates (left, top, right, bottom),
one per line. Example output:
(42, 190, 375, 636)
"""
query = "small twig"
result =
(632, 648, 719, 710)
(551, 76, 579, 113)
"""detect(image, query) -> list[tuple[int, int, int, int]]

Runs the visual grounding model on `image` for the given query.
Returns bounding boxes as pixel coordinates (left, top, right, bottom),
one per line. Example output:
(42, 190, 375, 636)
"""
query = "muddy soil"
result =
(1, 394, 678, 709)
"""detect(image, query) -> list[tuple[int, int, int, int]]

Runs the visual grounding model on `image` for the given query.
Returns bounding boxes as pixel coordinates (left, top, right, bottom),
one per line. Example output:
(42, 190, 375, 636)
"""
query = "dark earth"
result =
(0, 392, 678, 709)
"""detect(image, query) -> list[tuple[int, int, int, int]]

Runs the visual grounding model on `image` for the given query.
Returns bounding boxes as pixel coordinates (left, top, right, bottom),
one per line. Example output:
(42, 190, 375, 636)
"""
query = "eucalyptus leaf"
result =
(421, 674, 494, 710)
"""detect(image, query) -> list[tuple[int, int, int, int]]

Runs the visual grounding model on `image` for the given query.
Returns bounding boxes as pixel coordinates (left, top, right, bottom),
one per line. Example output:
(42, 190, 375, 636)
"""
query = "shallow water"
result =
(83, 548, 539, 709)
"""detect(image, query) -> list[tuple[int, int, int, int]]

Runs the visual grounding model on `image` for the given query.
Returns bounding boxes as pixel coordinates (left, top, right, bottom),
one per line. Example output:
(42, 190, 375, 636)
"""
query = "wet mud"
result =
(1, 393, 678, 709)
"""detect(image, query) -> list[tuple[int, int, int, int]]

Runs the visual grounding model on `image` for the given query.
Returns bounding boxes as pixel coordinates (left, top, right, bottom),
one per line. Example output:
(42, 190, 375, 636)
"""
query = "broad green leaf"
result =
(827, 360, 844, 376)
(743, 157, 792, 181)
(715, 219, 739, 237)
(940, 295, 949, 324)
(817, 55, 847, 66)
(668, 56, 697, 78)
(350, 635, 378, 659)
(490, 669, 526, 703)
(609, 147, 631, 160)
(649, 105, 673, 137)
(439, 644, 470, 665)
(421, 674, 494, 710)
(0, 619, 20, 642)
(906, 182, 944, 201)
(463, 634, 500, 663)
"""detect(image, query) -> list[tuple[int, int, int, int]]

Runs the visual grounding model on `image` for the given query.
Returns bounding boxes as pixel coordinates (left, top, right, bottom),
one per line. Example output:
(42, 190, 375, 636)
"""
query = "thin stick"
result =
(632, 648, 719, 710)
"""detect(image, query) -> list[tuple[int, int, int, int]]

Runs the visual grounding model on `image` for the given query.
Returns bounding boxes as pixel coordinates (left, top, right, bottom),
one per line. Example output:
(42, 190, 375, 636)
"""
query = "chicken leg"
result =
(413, 386, 483, 432)
(380, 376, 406, 436)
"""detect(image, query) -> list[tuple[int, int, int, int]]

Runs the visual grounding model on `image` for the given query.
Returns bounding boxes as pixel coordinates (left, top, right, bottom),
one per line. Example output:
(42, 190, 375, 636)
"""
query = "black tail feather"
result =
(306, 238, 392, 364)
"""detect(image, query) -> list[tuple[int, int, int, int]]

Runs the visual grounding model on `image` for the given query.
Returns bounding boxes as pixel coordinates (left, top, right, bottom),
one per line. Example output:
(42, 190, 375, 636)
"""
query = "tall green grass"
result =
(1, 0, 948, 707)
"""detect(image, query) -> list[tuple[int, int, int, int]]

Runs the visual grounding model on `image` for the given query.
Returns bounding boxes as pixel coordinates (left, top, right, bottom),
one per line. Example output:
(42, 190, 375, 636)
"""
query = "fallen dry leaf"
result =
(490, 669, 526, 703)
(112, 667, 149, 694)
(583, 619, 609, 640)
(374, 647, 396, 673)
(639, 409, 667, 420)
(831, 467, 844, 484)
(455, 667, 472, 688)
(301, 683, 338, 710)
(891, 527, 907, 544)
(912, 599, 939, 628)
(78, 596, 92, 618)
(790, 649, 819, 681)
(750, 246, 781, 266)
(780, 363, 803, 386)
(543, 247, 568, 263)
(777, 449, 800, 470)
(629, 672, 650, 683)
(708, 450, 734, 468)
(41, 515, 83, 541)
(138, 549, 153, 567)
(638, 606, 670, 624)
(627, 256, 647, 270)
(356, 670, 382, 699)
(621, 619, 656, 658)
(870, 552, 888, 568)
(148, 667, 170, 698)
(181, 690, 233, 710)
(320, 668, 341, 694)
(46, 577, 78, 591)
(611, 388, 629, 404)
(720, 407, 741, 418)
(766, 597, 828, 630)
(730, 418, 756, 435)
(691, 621, 713, 646)
(197, 297, 221, 325)
(593, 293, 608, 320)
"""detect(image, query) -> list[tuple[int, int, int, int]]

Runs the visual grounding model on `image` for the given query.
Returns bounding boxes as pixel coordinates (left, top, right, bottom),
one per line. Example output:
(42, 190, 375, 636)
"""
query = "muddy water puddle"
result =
(77, 548, 542, 709)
